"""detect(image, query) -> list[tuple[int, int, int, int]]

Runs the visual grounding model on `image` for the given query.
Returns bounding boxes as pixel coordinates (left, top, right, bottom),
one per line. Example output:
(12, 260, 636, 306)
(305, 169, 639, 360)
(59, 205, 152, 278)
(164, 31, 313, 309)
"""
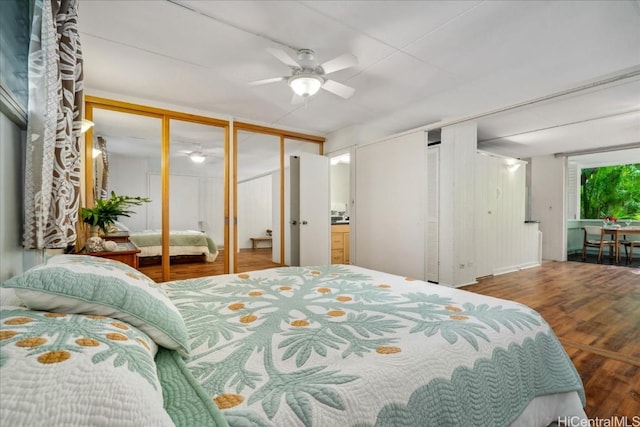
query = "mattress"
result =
(129, 230, 218, 262)
(159, 264, 587, 426)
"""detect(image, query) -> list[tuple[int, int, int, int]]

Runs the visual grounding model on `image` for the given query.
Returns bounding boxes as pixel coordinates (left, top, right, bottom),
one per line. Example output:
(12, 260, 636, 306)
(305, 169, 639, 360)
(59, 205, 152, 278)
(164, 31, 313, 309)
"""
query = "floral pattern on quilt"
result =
(163, 265, 553, 426)
(0, 307, 158, 388)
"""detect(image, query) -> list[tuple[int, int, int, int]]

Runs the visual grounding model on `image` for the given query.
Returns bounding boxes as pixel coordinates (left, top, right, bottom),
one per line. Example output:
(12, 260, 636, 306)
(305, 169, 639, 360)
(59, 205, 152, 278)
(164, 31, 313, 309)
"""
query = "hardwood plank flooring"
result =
(138, 248, 280, 282)
(463, 261, 640, 417)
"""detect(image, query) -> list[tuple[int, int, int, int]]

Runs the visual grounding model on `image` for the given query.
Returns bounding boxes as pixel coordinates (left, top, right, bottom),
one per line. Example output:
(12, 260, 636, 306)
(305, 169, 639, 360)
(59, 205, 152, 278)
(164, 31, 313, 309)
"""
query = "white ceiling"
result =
(79, 0, 640, 164)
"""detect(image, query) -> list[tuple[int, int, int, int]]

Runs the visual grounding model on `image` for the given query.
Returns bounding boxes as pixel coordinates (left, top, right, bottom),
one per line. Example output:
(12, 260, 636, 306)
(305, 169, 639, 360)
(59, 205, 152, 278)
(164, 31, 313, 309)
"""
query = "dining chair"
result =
(621, 235, 640, 264)
(582, 226, 616, 263)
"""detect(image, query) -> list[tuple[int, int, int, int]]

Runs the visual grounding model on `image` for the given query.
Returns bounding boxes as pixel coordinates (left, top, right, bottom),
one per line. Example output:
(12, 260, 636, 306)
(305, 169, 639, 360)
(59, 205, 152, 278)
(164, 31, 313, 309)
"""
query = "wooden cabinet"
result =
(83, 242, 141, 269)
(102, 231, 130, 243)
(331, 224, 350, 264)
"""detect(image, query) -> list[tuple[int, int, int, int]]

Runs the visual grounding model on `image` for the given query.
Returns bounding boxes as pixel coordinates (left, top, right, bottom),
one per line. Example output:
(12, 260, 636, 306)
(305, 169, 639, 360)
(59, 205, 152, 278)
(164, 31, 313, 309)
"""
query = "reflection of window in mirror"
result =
(330, 152, 350, 219)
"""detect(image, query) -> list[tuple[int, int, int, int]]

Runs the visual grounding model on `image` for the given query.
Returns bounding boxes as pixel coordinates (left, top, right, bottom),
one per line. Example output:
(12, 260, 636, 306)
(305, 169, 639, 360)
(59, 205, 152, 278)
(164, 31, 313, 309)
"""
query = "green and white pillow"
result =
(0, 307, 174, 426)
(2, 255, 189, 354)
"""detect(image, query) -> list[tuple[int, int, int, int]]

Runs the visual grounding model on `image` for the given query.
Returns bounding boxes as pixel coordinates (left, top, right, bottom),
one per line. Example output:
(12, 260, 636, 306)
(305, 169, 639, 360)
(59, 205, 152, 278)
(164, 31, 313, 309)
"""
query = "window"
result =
(0, 0, 30, 124)
(580, 164, 640, 220)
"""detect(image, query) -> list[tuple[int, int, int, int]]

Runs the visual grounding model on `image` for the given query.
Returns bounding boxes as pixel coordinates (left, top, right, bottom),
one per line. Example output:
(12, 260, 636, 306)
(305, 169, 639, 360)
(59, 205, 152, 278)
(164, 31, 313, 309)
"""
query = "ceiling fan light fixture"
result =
(190, 152, 206, 163)
(289, 74, 323, 97)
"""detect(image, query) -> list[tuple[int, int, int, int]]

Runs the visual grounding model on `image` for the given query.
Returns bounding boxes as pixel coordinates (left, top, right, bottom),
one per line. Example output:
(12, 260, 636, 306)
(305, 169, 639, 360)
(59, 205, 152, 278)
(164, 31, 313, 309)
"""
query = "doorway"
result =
(329, 150, 352, 265)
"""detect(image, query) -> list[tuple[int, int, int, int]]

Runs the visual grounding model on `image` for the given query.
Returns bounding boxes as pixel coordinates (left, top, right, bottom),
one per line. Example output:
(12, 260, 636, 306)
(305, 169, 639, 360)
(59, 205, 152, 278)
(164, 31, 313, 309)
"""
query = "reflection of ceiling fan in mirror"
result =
(176, 143, 222, 164)
(249, 47, 358, 104)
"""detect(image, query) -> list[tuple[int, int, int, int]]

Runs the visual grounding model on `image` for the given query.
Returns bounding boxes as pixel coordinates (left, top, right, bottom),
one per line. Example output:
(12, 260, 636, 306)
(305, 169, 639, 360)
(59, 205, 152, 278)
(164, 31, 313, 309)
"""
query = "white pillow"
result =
(0, 306, 172, 426)
(0, 286, 23, 307)
(2, 255, 189, 354)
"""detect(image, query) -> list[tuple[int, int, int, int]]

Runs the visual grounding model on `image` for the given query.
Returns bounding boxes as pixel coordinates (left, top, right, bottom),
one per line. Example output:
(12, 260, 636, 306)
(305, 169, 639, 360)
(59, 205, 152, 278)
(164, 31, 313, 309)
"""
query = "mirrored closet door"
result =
(235, 129, 282, 273)
(89, 107, 164, 282)
(85, 97, 229, 283)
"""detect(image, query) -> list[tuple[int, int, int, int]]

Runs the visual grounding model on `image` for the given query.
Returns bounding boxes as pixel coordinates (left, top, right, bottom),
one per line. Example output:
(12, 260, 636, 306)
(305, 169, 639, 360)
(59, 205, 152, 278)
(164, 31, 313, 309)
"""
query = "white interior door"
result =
(355, 132, 427, 279)
(290, 154, 330, 266)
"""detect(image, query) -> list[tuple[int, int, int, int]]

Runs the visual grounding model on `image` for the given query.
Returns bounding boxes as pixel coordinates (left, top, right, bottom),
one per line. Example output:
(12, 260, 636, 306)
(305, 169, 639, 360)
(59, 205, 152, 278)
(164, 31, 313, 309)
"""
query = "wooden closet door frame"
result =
(84, 96, 230, 282)
(232, 122, 324, 273)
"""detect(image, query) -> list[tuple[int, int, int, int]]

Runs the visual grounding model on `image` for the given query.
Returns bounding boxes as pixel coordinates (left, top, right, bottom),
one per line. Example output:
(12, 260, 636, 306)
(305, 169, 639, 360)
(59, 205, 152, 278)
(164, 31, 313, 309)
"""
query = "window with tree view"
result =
(580, 164, 640, 220)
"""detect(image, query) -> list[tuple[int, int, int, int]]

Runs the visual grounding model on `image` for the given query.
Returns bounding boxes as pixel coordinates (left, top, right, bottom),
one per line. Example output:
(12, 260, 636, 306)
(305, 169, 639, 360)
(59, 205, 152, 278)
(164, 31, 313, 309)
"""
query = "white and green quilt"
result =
(162, 265, 585, 427)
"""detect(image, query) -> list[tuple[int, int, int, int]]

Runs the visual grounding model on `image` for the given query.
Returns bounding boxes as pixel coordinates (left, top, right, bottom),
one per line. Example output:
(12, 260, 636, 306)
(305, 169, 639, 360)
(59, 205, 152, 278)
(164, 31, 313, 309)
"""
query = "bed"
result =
(128, 230, 219, 263)
(0, 257, 587, 426)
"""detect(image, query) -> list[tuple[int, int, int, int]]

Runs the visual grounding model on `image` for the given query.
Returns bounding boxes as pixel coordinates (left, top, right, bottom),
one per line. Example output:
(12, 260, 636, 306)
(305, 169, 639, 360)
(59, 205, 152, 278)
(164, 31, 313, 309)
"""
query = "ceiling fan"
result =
(176, 144, 221, 163)
(249, 47, 358, 103)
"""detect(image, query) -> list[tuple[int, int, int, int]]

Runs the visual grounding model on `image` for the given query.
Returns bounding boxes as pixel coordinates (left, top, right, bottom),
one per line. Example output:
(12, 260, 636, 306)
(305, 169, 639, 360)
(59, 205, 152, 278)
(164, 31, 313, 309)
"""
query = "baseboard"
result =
(451, 279, 478, 288)
(517, 261, 540, 270)
(492, 266, 518, 276)
(491, 262, 541, 276)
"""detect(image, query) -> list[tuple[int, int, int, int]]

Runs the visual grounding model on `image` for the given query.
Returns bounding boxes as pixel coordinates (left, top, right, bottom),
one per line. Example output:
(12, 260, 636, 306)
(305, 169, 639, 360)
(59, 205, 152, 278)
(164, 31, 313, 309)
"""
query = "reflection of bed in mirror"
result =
(127, 230, 219, 265)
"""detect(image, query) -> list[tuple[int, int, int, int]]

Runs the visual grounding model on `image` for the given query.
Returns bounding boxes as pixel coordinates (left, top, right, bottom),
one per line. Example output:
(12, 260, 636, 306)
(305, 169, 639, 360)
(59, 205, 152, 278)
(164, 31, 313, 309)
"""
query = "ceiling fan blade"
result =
(291, 93, 305, 105)
(267, 47, 300, 68)
(322, 79, 355, 99)
(320, 53, 358, 75)
(249, 76, 286, 86)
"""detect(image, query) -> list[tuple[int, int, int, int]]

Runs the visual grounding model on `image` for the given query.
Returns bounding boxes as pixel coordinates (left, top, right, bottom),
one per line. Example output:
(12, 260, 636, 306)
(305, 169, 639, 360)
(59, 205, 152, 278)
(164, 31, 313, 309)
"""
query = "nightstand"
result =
(102, 231, 130, 243)
(83, 242, 141, 269)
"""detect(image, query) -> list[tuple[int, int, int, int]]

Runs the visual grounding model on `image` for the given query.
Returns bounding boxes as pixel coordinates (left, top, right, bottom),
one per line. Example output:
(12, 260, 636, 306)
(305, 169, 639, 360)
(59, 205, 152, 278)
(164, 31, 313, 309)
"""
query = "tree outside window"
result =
(580, 164, 640, 220)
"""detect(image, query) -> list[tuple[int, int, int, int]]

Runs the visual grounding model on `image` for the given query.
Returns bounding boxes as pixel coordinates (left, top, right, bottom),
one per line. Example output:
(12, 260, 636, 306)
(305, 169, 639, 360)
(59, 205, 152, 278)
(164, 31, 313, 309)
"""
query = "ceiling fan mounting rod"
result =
(297, 49, 315, 61)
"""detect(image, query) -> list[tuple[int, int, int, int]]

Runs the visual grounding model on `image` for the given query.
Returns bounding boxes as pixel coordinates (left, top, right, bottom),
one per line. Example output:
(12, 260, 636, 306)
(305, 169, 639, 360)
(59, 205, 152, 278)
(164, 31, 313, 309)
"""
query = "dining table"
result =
(604, 225, 640, 264)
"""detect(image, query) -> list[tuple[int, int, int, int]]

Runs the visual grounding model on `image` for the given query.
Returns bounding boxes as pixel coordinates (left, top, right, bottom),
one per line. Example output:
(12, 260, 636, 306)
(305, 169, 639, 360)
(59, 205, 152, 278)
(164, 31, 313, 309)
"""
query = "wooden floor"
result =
(463, 261, 640, 417)
(568, 251, 640, 269)
(139, 248, 280, 282)
(140, 253, 640, 416)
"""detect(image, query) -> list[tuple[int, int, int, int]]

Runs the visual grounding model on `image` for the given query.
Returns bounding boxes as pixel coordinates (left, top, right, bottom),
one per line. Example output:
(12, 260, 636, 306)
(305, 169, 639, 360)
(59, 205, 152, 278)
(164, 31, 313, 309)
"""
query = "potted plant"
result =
(81, 191, 150, 237)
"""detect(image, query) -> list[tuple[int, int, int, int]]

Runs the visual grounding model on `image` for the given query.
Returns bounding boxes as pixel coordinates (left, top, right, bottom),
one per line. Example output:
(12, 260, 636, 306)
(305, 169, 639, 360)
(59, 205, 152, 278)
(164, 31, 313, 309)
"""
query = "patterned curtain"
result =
(23, 0, 83, 250)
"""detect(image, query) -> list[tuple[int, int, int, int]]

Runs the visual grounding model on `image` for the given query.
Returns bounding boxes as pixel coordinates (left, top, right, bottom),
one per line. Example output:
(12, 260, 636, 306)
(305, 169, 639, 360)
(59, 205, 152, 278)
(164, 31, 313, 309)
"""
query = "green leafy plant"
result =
(581, 164, 640, 220)
(81, 191, 150, 235)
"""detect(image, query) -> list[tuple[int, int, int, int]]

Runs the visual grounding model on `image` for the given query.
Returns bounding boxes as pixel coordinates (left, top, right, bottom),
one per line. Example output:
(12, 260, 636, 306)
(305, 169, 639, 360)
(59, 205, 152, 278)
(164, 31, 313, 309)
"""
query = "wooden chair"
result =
(621, 235, 640, 264)
(582, 226, 616, 263)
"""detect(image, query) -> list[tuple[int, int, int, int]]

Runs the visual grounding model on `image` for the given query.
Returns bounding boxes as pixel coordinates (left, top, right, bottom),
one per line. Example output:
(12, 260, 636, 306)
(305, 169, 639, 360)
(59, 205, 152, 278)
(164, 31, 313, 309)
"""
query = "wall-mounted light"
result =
(330, 153, 351, 165)
(81, 119, 94, 134)
(503, 157, 524, 173)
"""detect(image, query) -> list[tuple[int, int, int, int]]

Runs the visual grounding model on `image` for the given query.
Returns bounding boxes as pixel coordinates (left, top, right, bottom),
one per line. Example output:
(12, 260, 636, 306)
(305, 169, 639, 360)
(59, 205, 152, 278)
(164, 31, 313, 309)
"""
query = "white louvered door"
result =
(426, 146, 440, 283)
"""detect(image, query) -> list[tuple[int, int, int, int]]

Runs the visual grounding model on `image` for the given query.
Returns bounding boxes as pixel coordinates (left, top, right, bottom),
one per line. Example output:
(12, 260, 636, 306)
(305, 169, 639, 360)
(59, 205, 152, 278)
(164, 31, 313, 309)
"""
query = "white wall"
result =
(0, 111, 26, 280)
(325, 124, 391, 154)
(238, 174, 272, 249)
(530, 155, 566, 261)
(329, 121, 540, 286)
(200, 176, 225, 246)
(354, 131, 427, 279)
(108, 154, 225, 246)
(108, 153, 149, 231)
(474, 154, 540, 276)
